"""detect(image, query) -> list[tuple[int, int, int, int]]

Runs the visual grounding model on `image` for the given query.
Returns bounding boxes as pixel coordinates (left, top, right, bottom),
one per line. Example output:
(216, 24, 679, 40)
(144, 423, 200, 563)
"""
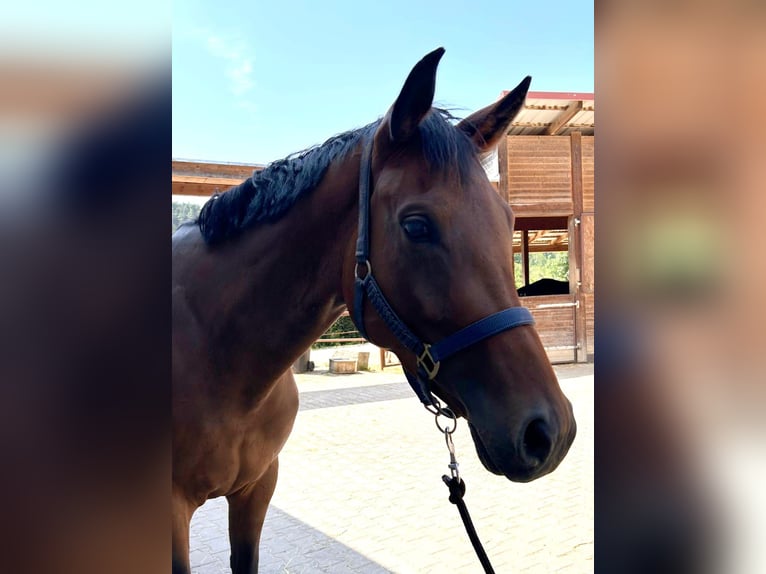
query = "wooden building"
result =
(493, 91, 595, 362)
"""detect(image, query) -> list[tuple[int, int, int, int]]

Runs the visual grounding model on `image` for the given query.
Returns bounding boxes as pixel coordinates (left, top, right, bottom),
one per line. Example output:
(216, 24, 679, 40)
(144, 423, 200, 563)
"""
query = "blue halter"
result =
(353, 136, 535, 408)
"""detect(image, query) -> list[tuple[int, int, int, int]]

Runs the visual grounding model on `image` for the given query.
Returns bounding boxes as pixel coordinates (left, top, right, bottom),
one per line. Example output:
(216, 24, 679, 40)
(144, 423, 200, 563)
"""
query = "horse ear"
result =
(386, 47, 445, 143)
(457, 76, 531, 152)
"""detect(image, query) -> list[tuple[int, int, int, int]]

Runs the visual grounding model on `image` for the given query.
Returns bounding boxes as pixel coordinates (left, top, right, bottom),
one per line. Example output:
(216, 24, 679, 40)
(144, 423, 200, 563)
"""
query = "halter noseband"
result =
(352, 135, 535, 408)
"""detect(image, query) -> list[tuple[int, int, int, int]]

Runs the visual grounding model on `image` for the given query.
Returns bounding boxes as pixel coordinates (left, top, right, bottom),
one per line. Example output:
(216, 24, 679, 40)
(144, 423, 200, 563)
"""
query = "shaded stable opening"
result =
(513, 215, 577, 363)
(513, 216, 570, 296)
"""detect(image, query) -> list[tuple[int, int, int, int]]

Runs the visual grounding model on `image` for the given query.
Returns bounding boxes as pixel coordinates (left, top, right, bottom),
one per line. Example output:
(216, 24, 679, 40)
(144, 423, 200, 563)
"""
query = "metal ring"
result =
(424, 399, 454, 418)
(354, 260, 372, 280)
(434, 408, 457, 435)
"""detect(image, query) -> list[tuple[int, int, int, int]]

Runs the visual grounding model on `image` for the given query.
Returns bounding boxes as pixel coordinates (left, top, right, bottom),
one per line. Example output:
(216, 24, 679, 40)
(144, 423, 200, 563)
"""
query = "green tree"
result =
(172, 201, 202, 234)
(514, 252, 568, 288)
(313, 315, 361, 348)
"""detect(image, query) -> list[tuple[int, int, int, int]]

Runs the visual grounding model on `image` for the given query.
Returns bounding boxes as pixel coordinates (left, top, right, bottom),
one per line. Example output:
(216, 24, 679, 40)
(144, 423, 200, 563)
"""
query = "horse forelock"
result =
(418, 108, 478, 181)
(196, 108, 477, 246)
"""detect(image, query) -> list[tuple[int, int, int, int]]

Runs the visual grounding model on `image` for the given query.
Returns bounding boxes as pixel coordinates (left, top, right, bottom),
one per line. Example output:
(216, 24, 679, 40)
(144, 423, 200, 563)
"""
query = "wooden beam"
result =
(172, 159, 263, 179)
(172, 182, 228, 197)
(545, 101, 583, 136)
(570, 132, 584, 266)
(510, 203, 574, 218)
(513, 216, 569, 232)
(569, 132, 587, 362)
(172, 160, 264, 197)
(172, 175, 245, 187)
(526, 91, 594, 100)
(513, 243, 568, 254)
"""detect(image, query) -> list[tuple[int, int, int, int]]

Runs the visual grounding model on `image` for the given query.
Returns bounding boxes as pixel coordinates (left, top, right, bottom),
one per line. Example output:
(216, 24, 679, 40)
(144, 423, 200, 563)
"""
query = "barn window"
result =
(513, 216, 570, 296)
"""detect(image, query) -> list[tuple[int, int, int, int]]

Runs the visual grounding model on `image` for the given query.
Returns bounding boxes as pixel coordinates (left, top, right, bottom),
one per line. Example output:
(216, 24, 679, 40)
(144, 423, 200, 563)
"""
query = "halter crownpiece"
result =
(352, 135, 535, 407)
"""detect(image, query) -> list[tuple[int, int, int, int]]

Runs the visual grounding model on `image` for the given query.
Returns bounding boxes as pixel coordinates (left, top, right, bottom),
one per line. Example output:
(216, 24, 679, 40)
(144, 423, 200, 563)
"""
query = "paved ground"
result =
(189, 361, 593, 573)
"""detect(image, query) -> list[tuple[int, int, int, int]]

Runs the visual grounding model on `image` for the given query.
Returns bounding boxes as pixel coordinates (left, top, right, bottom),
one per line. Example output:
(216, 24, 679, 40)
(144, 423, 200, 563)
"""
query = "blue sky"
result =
(173, 0, 593, 164)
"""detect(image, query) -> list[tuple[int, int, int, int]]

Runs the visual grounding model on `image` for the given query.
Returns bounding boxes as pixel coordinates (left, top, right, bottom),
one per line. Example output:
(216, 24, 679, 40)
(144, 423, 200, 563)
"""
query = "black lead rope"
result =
(436, 412, 497, 574)
(442, 475, 496, 574)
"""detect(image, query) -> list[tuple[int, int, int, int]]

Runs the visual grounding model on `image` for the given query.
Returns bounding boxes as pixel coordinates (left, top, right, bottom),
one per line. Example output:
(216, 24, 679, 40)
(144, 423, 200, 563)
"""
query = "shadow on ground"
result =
(190, 498, 391, 574)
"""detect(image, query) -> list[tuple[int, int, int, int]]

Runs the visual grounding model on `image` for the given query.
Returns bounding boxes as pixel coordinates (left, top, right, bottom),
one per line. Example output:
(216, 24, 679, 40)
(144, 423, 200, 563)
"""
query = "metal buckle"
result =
(354, 260, 372, 280)
(417, 344, 440, 380)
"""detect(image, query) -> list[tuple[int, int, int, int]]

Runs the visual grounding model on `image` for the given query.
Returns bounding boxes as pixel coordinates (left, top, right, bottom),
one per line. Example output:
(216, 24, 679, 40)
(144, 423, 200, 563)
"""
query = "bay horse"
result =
(172, 48, 576, 573)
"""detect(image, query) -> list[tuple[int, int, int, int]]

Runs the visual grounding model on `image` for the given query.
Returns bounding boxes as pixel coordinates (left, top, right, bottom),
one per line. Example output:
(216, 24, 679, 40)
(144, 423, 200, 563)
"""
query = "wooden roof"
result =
(506, 91, 594, 136)
(512, 215, 570, 253)
(513, 229, 568, 253)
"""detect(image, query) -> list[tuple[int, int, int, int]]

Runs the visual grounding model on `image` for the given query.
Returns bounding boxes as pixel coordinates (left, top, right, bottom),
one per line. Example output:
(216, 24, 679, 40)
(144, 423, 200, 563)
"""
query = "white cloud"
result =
(205, 35, 254, 98)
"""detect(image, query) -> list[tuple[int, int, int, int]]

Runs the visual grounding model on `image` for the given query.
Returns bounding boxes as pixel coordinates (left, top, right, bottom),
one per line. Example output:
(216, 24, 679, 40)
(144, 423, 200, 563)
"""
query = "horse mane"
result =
(197, 108, 477, 246)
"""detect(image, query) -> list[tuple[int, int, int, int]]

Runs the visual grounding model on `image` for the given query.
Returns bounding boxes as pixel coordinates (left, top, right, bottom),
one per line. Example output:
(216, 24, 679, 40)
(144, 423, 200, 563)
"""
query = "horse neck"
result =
(205, 152, 362, 384)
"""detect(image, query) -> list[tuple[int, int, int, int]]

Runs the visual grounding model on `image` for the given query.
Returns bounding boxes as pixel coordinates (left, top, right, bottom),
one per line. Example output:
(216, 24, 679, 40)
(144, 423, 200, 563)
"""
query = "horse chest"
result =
(176, 372, 299, 502)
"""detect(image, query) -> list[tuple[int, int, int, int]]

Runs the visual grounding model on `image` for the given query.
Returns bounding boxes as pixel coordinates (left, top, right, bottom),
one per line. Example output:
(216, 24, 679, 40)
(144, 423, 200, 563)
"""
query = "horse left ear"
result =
(385, 47, 445, 143)
(457, 76, 531, 152)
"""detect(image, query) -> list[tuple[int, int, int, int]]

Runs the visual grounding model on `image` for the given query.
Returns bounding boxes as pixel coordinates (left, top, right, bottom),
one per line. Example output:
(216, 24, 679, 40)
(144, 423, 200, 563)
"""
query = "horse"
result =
(172, 47, 576, 574)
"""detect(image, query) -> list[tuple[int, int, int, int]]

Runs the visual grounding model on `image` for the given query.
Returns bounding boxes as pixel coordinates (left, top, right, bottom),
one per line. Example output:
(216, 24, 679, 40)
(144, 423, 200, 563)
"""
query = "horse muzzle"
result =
(469, 402, 576, 483)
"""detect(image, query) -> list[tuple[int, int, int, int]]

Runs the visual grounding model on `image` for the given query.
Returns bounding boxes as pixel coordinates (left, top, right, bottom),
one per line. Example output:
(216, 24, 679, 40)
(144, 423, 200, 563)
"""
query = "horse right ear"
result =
(457, 76, 531, 152)
(378, 48, 444, 145)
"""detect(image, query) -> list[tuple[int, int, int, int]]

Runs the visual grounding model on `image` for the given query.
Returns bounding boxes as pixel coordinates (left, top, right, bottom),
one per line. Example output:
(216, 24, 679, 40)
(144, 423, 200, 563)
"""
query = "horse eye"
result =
(401, 216, 434, 242)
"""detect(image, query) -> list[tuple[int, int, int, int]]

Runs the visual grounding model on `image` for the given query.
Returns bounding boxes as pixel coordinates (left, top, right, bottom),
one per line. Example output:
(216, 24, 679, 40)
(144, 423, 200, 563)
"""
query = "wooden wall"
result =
(499, 136, 573, 215)
(502, 133, 595, 362)
(525, 295, 577, 363)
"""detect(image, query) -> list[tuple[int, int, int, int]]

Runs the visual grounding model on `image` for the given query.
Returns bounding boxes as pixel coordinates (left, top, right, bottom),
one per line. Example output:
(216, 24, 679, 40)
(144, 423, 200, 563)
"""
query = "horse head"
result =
(343, 48, 576, 482)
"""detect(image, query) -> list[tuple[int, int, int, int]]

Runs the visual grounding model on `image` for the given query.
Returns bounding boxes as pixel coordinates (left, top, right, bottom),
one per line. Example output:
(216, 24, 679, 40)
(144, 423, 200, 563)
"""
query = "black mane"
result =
(197, 109, 477, 245)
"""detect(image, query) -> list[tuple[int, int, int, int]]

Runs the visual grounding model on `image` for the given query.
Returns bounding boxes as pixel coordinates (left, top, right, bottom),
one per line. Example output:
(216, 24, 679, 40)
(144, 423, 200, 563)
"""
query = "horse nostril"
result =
(521, 418, 553, 468)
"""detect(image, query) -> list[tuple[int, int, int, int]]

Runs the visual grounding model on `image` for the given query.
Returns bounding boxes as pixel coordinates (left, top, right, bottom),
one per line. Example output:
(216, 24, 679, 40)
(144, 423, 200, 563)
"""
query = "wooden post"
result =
(497, 135, 510, 203)
(521, 229, 530, 287)
(570, 132, 588, 363)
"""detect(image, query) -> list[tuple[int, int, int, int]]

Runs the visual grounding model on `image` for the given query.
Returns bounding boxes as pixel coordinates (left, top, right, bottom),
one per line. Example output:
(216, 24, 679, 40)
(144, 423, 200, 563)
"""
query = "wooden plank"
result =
(173, 175, 245, 186)
(497, 136, 510, 203)
(545, 101, 584, 135)
(172, 159, 263, 179)
(511, 203, 573, 218)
